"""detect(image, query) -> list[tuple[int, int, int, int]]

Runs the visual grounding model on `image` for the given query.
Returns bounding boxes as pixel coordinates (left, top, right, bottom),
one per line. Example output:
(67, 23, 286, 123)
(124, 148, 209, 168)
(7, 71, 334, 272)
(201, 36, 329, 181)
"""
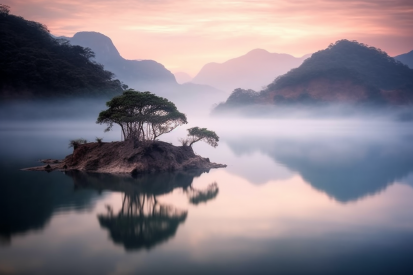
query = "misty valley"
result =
(2, 3, 413, 275)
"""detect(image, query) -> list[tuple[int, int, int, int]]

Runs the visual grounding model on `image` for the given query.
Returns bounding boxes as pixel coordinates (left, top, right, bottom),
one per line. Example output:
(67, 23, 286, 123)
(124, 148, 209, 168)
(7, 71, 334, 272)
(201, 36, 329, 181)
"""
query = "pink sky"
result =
(4, 0, 413, 75)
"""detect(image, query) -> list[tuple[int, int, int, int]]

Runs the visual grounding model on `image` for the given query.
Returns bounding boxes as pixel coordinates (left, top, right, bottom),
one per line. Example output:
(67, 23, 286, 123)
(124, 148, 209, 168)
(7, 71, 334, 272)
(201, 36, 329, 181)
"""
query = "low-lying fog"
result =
(1, 98, 413, 205)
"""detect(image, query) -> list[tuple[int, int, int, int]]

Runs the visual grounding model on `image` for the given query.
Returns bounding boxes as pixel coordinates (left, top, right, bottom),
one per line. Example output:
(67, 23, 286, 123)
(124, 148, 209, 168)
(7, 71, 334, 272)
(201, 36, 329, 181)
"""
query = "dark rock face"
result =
(24, 140, 226, 174)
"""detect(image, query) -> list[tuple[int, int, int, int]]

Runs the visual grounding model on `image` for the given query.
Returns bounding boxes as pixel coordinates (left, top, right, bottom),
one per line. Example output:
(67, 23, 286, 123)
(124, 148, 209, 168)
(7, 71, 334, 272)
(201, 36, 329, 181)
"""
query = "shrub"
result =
(69, 138, 87, 150)
(178, 138, 189, 146)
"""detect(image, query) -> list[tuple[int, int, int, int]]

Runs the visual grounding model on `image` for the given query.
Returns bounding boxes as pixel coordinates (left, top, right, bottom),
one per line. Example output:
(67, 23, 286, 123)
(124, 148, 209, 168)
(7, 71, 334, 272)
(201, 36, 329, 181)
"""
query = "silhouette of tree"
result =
(97, 89, 187, 141)
(182, 127, 219, 147)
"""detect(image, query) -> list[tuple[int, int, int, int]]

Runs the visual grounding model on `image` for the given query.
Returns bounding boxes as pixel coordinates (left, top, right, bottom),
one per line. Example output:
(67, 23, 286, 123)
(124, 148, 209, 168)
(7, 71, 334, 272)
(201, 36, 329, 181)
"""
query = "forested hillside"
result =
(215, 40, 413, 112)
(0, 5, 124, 99)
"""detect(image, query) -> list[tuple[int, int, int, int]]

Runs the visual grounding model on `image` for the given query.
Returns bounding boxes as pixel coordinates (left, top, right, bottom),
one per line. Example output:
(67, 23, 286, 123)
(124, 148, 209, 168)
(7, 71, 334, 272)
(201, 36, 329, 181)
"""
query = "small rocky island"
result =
(24, 90, 226, 174)
(24, 140, 226, 174)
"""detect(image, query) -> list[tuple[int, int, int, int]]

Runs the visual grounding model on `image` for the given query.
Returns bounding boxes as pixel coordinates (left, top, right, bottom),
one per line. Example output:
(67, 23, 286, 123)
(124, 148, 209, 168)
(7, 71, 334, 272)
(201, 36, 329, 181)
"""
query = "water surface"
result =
(1, 118, 413, 274)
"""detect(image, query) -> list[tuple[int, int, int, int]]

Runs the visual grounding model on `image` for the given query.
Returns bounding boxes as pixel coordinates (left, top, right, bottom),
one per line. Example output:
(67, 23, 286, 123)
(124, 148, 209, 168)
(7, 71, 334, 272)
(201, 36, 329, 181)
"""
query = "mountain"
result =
(214, 40, 413, 112)
(0, 6, 124, 99)
(174, 72, 193, 84)
(395, 50, 413, 69)
(192, 49, 308, 92)
(66, 32, 226, 115)
(67, 32, 177, 89)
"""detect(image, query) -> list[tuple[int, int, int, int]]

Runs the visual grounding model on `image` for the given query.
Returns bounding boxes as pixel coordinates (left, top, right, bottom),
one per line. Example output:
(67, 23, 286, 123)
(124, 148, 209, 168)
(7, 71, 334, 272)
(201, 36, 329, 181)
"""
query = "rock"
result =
(41, 159, 63, 164)
(23, 140, 226, 174)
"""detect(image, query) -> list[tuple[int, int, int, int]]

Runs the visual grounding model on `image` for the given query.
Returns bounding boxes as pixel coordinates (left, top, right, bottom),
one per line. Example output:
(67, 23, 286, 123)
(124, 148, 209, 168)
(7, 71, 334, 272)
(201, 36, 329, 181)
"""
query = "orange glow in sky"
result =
(4, 0, 413, 75)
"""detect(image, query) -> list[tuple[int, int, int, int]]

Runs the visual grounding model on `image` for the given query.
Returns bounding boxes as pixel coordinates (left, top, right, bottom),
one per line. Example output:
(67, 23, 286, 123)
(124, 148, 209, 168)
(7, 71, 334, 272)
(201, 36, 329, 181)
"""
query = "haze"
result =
(4, 0, 413, 75)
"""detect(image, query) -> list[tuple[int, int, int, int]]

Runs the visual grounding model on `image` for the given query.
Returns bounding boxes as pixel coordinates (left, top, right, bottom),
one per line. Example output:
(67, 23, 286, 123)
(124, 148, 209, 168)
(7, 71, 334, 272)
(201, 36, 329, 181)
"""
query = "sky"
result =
(4, 0, 413, 75)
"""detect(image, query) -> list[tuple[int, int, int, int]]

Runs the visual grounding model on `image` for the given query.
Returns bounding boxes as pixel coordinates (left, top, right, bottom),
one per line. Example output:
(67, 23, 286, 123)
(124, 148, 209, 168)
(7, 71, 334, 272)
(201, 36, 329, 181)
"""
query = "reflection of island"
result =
(226, 132, 413, 203)
(68, 170, 219, 251)
(0, 169, 101, 244)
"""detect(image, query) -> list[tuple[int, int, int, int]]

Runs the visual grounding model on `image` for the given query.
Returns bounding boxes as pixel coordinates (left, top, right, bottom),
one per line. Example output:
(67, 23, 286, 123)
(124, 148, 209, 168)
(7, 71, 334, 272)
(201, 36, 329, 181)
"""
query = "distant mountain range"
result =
(0, 4, 224, 114)
(395, 50, 413, 69)
(67, 32, 177, 89)
(214, 40, 413, 113)
(173, 72, 193, 84)
(64, 32, 225, 115)
(5, 5, 413, 114)
(191, 49, 309, 93)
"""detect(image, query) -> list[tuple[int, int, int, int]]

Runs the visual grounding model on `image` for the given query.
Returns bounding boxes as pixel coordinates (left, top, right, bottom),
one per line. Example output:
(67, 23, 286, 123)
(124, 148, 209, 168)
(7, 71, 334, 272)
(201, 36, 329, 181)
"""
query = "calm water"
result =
(1, 117, 413, 275)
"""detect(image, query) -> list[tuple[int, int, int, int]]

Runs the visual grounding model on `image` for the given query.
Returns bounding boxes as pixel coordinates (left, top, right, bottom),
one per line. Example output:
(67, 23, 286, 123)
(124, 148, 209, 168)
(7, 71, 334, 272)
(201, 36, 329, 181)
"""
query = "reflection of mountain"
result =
(226, 133, 413, 202)
(0, 168, 100, 244)
(68, 170, 219, 251)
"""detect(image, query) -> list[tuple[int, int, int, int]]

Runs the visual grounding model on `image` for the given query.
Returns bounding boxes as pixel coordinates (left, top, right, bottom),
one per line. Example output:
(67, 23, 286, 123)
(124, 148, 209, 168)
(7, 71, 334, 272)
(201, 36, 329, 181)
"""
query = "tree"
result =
(184, 127, 219, 147)
(96, 89, 187, 141)
(0, 4, 10, 15)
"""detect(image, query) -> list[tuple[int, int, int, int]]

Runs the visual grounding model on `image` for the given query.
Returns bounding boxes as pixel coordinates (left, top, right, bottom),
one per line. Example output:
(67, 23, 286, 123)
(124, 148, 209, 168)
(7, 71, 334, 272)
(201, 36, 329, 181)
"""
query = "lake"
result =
(1, 115, 413, 275)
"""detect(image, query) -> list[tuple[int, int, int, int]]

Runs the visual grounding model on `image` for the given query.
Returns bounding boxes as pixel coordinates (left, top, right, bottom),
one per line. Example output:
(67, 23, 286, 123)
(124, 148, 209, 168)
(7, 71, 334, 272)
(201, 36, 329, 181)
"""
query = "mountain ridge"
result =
(67, 31, 177, 87)
(191, 49, 309, 92)
(214, 40, 413, 114)
(395, 50, 413, 69)
(64, 31, 226, 115)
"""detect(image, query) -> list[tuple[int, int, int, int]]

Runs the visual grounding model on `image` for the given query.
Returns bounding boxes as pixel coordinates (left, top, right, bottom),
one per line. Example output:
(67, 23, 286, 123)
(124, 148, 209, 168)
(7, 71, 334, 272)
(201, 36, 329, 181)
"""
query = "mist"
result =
(212, 102, 413, 122)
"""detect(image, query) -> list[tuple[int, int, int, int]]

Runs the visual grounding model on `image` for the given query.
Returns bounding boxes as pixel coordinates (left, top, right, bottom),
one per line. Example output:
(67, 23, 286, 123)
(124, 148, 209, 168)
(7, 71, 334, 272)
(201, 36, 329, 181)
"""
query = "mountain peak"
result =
(245, 48, 270, 56)
(71, 31, 121, 61)
(192, 49, 306, 92)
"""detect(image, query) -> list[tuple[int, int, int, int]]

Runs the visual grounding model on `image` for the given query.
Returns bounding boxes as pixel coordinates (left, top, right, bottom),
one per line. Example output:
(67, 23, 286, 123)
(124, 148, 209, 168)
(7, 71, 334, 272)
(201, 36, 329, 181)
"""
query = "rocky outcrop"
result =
(23, 140, 226, 174)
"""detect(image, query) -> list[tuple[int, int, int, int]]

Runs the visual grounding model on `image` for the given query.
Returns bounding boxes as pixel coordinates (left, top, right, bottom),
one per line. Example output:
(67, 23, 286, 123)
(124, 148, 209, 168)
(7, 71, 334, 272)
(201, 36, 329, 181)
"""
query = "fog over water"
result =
(1, 99, 413, 274)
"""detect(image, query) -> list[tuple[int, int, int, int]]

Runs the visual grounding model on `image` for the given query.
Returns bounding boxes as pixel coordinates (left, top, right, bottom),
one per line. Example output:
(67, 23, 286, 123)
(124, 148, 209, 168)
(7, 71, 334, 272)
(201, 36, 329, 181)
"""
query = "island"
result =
(23, 90, 226, 174)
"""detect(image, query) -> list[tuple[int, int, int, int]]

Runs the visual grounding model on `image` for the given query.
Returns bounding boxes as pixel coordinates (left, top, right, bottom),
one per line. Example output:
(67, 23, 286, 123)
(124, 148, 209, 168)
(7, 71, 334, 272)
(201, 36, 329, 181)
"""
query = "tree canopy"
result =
(96, 89, 187, 141)
(184, 127, 219, 147)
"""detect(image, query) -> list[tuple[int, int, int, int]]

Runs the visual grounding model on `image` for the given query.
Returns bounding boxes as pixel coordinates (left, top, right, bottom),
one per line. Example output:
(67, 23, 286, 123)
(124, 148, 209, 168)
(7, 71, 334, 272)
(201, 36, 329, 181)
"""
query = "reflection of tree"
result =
(66, 170, 219, 251)
(98, 193, 187, 251)
(185, 182, 219, 205)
